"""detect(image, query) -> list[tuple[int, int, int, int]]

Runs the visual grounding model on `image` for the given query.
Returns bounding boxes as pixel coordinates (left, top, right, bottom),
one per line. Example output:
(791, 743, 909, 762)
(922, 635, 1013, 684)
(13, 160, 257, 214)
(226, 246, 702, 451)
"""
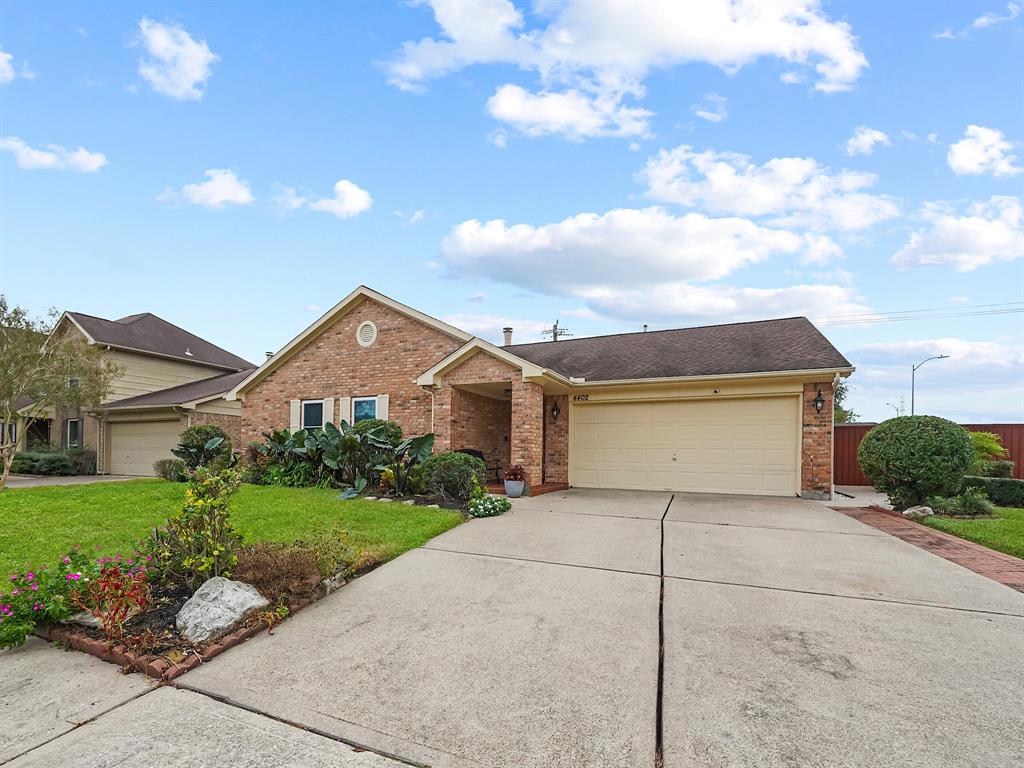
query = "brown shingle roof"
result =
(66, 312, 252, 370)
(100, 368, 255, 410)
(503, 317, 850, 381)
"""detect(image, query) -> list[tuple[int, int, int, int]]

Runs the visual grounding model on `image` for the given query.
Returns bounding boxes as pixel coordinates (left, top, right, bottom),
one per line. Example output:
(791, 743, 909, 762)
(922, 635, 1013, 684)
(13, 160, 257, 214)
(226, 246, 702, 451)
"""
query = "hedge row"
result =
(961, 476, 1024, 507)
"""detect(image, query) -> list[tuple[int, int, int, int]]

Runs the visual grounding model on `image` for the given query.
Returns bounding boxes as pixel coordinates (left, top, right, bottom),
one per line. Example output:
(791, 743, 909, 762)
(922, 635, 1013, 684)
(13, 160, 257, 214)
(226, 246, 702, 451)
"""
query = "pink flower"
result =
(30, 584, 38, 591)
(12, 588, 20, 595)
(66, 573, 82, 581)
(62, 556, 70, 564)
(26, 572, 35, 580)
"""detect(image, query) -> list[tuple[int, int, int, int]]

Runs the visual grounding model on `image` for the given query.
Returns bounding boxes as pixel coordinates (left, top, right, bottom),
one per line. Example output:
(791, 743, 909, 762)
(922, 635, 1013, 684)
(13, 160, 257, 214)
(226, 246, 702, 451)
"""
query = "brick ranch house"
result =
(230, 286, 853, 500)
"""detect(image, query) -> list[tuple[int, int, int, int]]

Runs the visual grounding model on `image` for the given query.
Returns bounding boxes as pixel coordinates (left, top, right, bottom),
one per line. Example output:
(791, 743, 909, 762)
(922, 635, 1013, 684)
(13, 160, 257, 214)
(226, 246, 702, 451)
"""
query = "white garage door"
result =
(108, 420, 182, 476)
(571, 396, 799, 496)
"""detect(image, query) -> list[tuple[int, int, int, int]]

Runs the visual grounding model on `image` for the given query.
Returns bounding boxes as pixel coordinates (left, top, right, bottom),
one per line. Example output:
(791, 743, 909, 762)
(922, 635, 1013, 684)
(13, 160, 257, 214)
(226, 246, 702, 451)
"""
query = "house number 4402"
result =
(572, 394, 589, 401)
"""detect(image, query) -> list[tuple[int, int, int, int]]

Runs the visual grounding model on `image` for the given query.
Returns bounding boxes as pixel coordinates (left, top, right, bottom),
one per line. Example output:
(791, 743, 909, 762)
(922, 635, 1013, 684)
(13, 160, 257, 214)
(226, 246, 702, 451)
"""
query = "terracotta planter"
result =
(504, 479, 525, 498)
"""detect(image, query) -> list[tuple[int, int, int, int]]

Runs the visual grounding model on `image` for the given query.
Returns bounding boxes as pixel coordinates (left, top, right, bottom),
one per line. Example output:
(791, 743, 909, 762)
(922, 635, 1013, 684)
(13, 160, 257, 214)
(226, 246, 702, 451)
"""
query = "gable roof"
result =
(414, 338, 572, 387)
(63, 311, 252, 371)
(99, 368, 256, 411)
(504, 317, 851, 382)
(230, 286, 473, 398)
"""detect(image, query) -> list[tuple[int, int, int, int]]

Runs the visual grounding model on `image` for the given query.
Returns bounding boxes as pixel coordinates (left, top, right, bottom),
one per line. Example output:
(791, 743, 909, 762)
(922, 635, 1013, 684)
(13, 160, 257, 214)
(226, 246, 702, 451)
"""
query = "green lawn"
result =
(0, 479, 463, 577)
(923, 506, 1024, 560)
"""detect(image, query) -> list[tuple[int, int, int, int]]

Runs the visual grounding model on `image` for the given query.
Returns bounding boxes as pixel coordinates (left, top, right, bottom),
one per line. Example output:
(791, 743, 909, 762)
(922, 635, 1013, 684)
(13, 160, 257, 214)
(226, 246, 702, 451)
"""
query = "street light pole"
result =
(911, 355, 950, 415)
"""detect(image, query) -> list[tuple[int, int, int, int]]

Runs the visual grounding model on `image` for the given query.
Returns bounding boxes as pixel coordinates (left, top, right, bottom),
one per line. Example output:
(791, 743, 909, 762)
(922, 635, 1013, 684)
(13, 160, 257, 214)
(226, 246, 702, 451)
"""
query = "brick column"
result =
(432, 385, 452, 454)
(511, 379, 544, 493)
(800, 381, 834, 500)
(543, 394, 569, 484)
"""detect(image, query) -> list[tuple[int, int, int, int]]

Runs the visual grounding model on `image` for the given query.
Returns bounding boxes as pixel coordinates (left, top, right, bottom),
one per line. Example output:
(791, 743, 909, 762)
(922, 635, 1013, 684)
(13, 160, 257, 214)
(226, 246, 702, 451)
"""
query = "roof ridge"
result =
(504, 316, 810, 349)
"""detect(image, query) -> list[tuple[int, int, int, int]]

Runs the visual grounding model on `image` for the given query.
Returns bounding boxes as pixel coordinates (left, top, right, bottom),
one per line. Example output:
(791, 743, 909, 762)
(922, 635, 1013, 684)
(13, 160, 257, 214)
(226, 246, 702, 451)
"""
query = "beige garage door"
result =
(571, 396, 799, 496)
(108, 420, 182, 476)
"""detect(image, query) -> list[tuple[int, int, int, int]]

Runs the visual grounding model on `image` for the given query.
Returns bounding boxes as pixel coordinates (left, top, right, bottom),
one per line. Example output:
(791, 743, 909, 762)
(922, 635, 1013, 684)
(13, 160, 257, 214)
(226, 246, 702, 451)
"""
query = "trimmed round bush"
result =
(857, 416, 972, 510)
(353, 418, 403, 444)
(417, 451, 486, 500)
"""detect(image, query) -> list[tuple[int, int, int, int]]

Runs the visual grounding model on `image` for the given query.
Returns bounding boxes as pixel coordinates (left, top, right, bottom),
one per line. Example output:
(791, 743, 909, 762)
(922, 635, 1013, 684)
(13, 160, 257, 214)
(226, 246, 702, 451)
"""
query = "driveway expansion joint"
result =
(662, 518, 886, 537)
(663, 573, 1024, 618)
(419, 544, 660, 578)
(655, 495, 672, 768)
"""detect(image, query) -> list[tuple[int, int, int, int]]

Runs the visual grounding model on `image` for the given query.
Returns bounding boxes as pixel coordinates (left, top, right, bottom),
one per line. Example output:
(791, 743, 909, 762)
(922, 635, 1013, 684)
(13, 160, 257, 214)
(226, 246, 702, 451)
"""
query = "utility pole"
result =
(542, 320, 573, 342)
(911, 355, 949, 415)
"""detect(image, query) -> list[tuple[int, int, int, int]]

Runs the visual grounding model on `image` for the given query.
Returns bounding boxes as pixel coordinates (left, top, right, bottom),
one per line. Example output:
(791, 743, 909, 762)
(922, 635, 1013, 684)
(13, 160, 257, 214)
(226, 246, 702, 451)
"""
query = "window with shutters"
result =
(352, 397, 377, 423)
(301, 400, 324, 432)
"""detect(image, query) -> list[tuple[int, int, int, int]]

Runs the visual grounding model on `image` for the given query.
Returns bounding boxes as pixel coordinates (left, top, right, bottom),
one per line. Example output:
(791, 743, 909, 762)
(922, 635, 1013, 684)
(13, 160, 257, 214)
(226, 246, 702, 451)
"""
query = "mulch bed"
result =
(365, 492, 467, 511)
(837, 505, 1024, 593)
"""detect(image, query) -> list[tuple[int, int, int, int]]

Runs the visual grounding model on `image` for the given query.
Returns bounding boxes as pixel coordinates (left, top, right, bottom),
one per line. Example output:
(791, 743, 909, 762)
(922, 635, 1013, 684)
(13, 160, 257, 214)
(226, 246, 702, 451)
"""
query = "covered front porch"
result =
(419, 345, 569, 496)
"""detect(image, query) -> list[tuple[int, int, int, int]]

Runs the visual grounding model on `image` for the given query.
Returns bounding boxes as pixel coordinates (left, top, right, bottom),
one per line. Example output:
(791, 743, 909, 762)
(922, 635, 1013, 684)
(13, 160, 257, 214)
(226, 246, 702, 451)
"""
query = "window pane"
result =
(68, 420, 80, 447)
(302, 401, 324, 430)
(353, 398, 377, 423)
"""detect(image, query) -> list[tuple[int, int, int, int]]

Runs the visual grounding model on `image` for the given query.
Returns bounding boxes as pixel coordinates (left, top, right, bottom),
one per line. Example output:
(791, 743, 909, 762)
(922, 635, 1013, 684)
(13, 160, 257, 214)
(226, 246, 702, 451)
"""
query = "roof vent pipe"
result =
(643, 324, 648, 333)
(502, 327, 513, 345)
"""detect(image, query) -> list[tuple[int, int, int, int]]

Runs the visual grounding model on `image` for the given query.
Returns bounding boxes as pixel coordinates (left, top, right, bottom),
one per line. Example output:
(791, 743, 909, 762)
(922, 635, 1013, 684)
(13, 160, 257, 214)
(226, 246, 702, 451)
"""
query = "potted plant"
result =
(503, 464, 525, 498)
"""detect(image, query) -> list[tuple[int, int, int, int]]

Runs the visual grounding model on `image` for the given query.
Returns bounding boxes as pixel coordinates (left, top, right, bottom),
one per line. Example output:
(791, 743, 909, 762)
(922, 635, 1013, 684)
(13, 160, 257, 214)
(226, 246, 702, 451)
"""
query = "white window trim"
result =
(66, 418, 81, 448)
(300, 399, 325, 431)
(351, 397, 378, 423)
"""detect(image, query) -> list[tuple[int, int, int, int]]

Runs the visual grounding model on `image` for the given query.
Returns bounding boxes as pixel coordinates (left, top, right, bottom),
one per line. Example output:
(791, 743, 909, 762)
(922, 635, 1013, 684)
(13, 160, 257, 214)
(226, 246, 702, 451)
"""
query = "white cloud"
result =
(639, 145, 899, 232)
(486, 84, 652, 140)
(562, 307, 599, 320)
(166, 169, 254, 208)
(305, 304, 323, 314)
(395, 209, 425, 225)
(845, 125, 890, 156)
(691, 92, 727, 123)
(137, 18, 219, 100)
(932, 28, 958, 40)
(466, 292, 487, 302)
(309, 179, 373, 219)
(926, 132, 940, 145)
(271, 184, 307, 213)
(893, 196, 1024, 271)
(0, 48, 15, 85)
(949, 296, 971, 305)
(441, 313, 553, 344)
(779, 71, 804, 85)
(488, 129, 509, 148)
(0, 136, 107, 172)
(973, 2, 1021, 28)
(947, 125, 1021, 177)
(387, 1, 867, 141)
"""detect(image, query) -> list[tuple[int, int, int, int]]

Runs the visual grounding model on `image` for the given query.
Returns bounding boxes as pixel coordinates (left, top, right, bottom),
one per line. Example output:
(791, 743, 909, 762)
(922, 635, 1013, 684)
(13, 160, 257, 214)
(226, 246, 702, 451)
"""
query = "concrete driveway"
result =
(174, 488, 1023, 768)
(8, 489, 1023, 767)
(4, 474, 136, 489)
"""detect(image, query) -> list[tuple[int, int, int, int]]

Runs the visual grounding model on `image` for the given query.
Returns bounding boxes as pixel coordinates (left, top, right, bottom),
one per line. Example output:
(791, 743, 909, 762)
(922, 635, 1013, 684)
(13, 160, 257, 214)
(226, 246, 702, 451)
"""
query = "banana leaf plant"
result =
(375, 433, 435, 496)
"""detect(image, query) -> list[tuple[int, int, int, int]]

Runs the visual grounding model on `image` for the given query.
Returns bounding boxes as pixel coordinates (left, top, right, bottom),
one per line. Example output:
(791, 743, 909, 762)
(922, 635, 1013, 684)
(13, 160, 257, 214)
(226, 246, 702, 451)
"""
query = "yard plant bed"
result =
(923, 506, 1024, 560)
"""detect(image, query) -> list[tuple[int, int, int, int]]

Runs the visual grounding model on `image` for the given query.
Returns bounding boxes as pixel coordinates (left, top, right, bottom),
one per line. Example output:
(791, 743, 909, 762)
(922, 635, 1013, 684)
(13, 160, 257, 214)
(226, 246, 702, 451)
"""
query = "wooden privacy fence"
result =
(834, 422, 1024, 486)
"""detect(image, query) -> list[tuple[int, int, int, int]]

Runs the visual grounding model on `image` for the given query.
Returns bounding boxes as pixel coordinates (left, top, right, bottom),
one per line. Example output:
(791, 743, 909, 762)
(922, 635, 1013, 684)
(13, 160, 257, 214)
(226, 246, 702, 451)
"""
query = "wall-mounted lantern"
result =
(812, 389, 826, 413)
(551, 400, 561, 422)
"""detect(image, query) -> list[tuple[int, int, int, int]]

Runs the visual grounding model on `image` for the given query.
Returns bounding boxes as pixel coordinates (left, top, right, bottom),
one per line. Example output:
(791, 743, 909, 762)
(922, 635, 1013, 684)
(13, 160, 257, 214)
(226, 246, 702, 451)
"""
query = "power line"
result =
(813, 300, 1024, 321)
(816, 306, 1024, 326)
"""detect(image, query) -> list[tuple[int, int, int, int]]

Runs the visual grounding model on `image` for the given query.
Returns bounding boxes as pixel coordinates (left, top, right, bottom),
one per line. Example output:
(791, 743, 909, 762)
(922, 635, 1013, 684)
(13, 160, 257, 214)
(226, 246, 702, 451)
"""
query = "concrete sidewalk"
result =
(4, 475, 137, 489)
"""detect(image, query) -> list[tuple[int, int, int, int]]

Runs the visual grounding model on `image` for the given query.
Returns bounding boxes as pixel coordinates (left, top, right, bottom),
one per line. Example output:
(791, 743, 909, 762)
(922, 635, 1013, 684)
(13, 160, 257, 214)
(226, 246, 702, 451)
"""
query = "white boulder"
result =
(902, 505, 934, 519)
(175, 576, 269, 644)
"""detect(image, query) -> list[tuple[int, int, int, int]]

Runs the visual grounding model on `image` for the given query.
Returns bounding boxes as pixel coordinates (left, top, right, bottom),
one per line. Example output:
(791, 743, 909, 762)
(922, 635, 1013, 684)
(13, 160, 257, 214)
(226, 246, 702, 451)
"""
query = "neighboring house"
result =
(231, 286, 853, 500)
(17, 311, 253, 476)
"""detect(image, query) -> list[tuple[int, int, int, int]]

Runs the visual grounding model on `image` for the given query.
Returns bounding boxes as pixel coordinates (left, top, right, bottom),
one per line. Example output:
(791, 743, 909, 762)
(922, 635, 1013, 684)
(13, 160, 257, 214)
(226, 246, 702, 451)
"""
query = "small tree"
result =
(834, 380, 858, 424)
(0, 296, 122, 490)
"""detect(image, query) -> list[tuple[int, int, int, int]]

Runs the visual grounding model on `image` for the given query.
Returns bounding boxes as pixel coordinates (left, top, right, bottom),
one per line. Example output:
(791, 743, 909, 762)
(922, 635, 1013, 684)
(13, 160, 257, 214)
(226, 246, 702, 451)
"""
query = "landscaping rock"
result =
(175, 577, 269, 644)
(426, 504, 440, 508)
(902, 505, 934, 519)
(66, 611, 101, 629)
(321, 573, 347, 594)
(378, 498, 393, 503)
(402, 499, 416, 506)
(364, 496, 377, 500)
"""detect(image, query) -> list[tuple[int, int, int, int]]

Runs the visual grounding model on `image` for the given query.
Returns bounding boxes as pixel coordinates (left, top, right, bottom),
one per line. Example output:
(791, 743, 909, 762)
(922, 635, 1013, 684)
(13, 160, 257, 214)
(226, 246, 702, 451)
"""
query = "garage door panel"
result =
(108, 421, 181, 476)
(572, 397, 798, 496)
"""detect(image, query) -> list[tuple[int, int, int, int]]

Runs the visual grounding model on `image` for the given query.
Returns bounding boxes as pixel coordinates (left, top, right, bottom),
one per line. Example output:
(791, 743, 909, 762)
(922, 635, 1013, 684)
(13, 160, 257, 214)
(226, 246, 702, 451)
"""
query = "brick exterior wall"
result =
(449, 388, 511, 471)
(189, 412, 243, 452)
(543, 394, 569, 484)
(240, 299, 464, 445)
(800, 381, 835, 500)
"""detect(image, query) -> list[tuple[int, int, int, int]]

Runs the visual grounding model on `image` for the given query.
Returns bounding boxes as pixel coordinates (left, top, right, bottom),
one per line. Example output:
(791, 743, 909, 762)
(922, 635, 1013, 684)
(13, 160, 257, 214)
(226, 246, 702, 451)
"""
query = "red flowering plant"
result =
(0, 548, 99, 649)
(71, 556, 151, 642)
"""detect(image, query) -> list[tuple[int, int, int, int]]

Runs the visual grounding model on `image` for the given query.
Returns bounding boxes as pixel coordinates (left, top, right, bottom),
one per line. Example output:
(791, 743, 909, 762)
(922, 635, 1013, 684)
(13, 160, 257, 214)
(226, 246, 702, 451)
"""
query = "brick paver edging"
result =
(837, 506, 1024, 593)
(40, 593, 320, 681)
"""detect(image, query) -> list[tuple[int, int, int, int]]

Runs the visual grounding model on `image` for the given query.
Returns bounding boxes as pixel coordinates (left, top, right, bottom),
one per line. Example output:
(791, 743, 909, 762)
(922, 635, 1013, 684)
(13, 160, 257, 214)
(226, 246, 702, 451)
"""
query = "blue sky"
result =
(2, 1, 1022, 423)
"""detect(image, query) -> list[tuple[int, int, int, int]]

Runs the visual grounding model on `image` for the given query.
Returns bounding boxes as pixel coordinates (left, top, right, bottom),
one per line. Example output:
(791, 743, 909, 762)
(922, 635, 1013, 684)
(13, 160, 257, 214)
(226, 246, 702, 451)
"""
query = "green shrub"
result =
(417, 451, 486, 500)
(928, 491, 994, 517)
(142, 468, 242, 592)
(982, 460, 1015, 478)
(10, 451, 74, 475)
(961, 476, 1024, 507)
(353, 418, 402, 444)
(153, 458, 188, 482)
(66, 448, 96, 475)
(172, 424, 232, 470)
(967, 431, 1008, 475)
(857, 416, 973, 510)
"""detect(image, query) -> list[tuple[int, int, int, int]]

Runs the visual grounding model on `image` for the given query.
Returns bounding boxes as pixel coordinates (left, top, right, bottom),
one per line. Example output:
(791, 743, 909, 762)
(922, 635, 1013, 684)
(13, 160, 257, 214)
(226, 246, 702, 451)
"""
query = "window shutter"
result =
(289, 400, 300, 431)
(377, 394, 389, 420)
(338, 397, 352, 426)
(323, 397, 335, 426)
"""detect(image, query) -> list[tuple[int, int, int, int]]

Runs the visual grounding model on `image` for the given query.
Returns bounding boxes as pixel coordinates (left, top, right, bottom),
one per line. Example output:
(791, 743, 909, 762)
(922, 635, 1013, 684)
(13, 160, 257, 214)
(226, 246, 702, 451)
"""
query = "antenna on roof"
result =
(542, 319, 573, 342)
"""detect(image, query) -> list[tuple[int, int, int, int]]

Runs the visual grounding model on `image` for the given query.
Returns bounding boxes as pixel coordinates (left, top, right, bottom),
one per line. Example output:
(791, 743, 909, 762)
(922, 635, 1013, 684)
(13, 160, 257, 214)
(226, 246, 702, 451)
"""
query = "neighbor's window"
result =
(67, 419, 81, 448)
(68, 377, 80, 390)
(301, 400, 324, 432)
(352, 397, 377, 423)
(0, 420, 9, 446)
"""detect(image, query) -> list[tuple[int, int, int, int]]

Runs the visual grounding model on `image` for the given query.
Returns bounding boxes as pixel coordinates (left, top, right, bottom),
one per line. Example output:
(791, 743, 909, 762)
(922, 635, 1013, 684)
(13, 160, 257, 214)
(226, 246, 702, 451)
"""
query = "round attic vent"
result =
(356, 320, 378, 347)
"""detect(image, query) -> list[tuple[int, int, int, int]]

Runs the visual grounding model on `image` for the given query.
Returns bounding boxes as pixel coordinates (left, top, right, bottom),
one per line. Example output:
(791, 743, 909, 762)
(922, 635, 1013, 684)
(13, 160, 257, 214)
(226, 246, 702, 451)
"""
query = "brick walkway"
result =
(838, 506, 1024, 593)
